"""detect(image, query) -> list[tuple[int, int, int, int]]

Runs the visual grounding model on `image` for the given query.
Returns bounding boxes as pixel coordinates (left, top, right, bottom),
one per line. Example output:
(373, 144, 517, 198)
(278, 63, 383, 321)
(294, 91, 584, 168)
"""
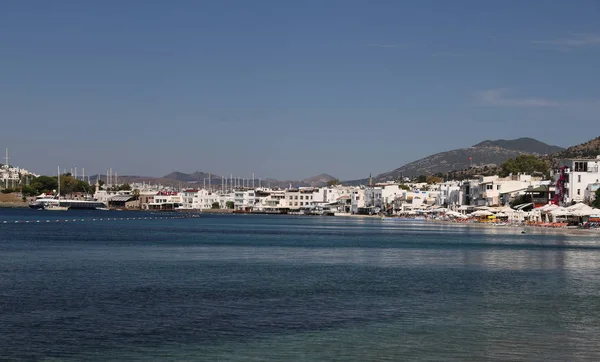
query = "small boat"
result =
(521, 230, 527, 234)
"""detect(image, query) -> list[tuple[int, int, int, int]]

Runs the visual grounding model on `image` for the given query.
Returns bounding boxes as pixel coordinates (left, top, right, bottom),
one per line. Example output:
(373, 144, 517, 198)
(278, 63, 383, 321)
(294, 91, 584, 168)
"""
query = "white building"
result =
(585, 183, 600, 204)
(181, 189, 234, 210)
(438, 181, 461, 207)
(1, 163, 38, 189)
(251, 189, 285, 211)
(477, 174, 542, 206)
(378, 184, 405, 205)
(282, 188, 317, 210)
(455, 174, 544, 207)
(555, 157, 600, 205)
(234, 190, 256, 211)
(148, 191, 182, 210)
(179, 189, 199, 209)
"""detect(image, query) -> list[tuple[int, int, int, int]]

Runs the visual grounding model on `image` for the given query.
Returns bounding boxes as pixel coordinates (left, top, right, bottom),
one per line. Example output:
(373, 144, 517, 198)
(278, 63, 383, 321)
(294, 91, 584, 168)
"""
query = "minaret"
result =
(369, 173, 372, 187)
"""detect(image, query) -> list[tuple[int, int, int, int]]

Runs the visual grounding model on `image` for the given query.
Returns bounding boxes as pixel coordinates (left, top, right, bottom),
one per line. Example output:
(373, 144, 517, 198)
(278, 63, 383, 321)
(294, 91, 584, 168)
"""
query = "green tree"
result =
(60, 175, 78, 196)
(398, 184, 410, 191)
(327, 179, 340, 186)
(500, 155, 549, 177)
(592, 188, 600, 208)
(426, 175, 443, 184)
(211, 202, 220, 209)
(118, 183, 132, 191)
(30, 176, 58, 194)
(21, 185, 38, 196)
(416, 175, 427, 183)
(74, 180, 92, 193)
(226, 201, 235, 209)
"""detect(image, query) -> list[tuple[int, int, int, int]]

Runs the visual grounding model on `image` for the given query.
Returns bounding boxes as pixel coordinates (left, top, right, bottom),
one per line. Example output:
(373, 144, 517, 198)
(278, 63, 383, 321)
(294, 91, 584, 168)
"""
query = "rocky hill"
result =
(344, 138, 564, 184)
(551, 136, 600, 160)
(472, 137, 563, 154)
(302, 173, 337, 186)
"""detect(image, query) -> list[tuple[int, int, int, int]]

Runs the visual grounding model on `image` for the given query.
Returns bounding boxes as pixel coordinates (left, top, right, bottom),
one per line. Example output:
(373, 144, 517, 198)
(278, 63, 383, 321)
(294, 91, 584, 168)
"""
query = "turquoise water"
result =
(2, 209, 600, 361)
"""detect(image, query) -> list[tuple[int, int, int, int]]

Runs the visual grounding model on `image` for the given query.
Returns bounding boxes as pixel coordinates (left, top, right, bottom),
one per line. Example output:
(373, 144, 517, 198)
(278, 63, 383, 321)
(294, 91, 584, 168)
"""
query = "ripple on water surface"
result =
(1, 210, 600, 361)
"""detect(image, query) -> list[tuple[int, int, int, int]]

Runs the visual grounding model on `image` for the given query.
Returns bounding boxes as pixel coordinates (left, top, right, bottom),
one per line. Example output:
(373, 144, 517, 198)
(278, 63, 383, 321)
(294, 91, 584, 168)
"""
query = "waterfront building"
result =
(139, 191, 157, 210)
(378, 183, 406, 205)
(253, 189, 286, 212)
(234, 190, 256, 211)
(555, 157, 600, 205)
(148, 190, 181, 210)
(188, 189, 233, 210)
(178, 189, 198, 209)
(282, 188, 317, 210)
(477, 174, 543, 206)
(438, 181, 461, 207)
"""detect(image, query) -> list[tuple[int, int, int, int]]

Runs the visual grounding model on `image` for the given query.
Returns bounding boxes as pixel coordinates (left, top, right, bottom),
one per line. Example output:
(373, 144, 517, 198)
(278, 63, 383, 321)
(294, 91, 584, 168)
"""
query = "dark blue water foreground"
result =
(2, 209, 600, 361)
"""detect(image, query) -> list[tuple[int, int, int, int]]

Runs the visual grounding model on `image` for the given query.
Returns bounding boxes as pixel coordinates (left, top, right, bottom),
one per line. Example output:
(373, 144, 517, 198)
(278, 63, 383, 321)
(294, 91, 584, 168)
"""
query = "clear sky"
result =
(2, 1, 600, 180)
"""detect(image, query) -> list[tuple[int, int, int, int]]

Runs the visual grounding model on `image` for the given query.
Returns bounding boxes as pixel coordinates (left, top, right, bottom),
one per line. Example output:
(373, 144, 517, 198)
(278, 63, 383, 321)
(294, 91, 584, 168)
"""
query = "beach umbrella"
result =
(566, 203, 589, 212)
(538, 204, 558, 212)
(550, 207, 570, 216)
(472, 210, 493, 217)
(572, 207, 595, 217)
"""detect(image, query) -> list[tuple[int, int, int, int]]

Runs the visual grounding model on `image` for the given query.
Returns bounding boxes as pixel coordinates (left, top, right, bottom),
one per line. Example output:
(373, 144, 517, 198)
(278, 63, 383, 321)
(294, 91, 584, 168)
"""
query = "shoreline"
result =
(0, 202, 29, 208)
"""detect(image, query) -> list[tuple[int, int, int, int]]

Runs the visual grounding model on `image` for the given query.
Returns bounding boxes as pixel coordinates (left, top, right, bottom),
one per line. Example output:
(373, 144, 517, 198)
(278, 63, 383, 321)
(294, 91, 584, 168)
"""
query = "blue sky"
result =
(2, 1, 600, 180)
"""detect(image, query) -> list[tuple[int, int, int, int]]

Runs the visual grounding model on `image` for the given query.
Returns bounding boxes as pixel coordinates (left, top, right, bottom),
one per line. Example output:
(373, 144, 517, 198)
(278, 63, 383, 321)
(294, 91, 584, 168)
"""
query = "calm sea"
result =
(2, 209, 600, 361)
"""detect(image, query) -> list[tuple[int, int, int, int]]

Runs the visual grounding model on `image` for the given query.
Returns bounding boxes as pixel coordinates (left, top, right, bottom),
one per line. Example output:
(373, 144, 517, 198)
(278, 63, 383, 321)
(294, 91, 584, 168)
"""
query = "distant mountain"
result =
(473, 137, 564, 155)
(551, 136, 600, 160)
(105, 171, 337, 189)
(261, 173, 337, 189)
(163, 171, 219, 183)
(96, 175, 198, 188)
(302, 173, 337, 186)
(343, 137, 564, 184)
(162, 172, 195, 182)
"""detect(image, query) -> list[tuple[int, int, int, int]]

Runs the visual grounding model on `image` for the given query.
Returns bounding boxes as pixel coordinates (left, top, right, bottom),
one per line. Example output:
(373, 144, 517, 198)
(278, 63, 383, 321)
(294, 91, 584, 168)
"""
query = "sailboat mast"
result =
(57, 166, 61, 198)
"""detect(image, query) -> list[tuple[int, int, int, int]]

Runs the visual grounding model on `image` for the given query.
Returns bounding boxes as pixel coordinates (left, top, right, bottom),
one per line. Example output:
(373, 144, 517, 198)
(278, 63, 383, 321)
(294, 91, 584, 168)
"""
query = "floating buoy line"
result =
(1, 214, 201, 225)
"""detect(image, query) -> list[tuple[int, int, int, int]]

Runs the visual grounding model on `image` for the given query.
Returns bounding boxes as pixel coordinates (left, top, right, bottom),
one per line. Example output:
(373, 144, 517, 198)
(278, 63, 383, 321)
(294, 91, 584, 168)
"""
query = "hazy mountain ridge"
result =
(343, 137, 564, 184)
(251, 173, 337, 188)
(552, 136, 600, 160)
(94, 136, 600, 189)
(106, 172, 337, 189)
(472, 137, 564, 154)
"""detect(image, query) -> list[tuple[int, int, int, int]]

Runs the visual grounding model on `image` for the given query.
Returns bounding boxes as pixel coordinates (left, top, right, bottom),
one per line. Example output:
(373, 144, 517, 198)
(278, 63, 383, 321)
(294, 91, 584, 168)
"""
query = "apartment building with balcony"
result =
(555, 157, 600, 205)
